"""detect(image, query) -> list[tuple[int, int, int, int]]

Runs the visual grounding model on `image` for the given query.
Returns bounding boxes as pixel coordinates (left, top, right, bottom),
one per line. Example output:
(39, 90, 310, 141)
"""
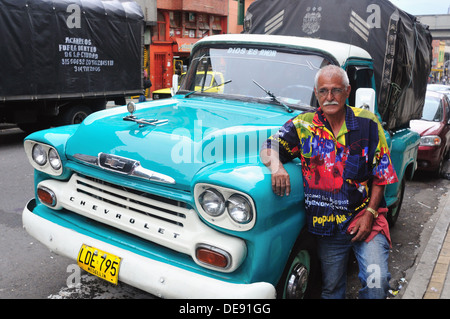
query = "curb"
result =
(402, 190, 450, 298)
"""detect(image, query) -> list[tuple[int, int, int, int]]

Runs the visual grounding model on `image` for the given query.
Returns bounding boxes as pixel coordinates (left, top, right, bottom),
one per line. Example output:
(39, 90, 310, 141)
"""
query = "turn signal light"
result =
(37, 186, 57, 207)
(196, 246, 230, 269)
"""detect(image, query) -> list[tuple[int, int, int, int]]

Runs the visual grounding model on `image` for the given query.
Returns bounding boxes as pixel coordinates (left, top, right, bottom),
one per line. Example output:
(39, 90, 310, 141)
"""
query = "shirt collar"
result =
(313, 105, 359, 131)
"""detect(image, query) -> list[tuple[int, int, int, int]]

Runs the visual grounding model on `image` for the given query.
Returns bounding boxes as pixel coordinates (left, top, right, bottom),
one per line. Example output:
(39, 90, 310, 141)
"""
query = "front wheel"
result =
(277, 233, 320, 298)
(435, 153, 447, 178)
(283, 250, 310, 298)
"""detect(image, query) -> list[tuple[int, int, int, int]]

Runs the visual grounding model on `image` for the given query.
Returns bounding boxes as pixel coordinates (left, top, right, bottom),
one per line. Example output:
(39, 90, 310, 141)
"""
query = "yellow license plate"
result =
(77, 244, 122, 285)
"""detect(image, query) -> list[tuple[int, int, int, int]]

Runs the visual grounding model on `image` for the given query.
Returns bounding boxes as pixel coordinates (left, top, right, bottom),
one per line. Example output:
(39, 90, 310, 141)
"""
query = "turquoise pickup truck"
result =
(23, 34, 419, 298)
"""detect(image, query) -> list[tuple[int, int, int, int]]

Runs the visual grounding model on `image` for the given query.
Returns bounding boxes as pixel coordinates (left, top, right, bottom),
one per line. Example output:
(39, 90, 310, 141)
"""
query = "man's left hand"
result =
(349, 210, 373, 242)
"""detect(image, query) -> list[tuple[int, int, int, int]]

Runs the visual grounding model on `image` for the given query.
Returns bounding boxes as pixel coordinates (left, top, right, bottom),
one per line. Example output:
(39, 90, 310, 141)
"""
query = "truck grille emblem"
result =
(74, 152, 176, 184)
(98, 153, 137, 174)
(104, 157, 126, 170)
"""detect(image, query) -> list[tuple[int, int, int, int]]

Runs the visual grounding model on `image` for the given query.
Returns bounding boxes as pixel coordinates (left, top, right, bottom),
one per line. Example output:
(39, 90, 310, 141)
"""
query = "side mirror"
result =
(355, 88, 376, 114)
(171, 74, 179, 96)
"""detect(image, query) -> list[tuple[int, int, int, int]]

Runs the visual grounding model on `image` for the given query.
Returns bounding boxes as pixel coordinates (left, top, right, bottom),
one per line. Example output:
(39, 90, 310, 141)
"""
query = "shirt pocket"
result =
(343, 154, 368, 180)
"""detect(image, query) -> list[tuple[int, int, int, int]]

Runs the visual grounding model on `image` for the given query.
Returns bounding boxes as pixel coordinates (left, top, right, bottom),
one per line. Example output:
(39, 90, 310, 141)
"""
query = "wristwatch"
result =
(366, 207, 379, 218)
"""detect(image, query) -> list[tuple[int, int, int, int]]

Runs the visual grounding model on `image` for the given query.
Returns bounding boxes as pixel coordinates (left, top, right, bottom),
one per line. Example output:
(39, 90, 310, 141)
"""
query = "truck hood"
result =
(66, 97, 295, 190)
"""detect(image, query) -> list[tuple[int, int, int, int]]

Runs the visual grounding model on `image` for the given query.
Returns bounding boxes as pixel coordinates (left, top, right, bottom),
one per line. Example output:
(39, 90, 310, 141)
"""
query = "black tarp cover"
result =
(0, 0, 143, 101)
(244, 0, 433, 130)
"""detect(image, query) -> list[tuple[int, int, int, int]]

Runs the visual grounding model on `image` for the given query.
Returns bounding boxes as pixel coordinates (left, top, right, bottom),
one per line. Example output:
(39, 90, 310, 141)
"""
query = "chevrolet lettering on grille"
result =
(69, 195, 182, 240)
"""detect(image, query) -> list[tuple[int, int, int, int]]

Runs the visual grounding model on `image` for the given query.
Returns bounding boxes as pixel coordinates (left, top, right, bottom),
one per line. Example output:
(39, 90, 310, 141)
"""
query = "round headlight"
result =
(227, 194, 253, 224)
(32, 144, 47, 166)
(48, 148, 61, 170)
(198, 188, 225, 217)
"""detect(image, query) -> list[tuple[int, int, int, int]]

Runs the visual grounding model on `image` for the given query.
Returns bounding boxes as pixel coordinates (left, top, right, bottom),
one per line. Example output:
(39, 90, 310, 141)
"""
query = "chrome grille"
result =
(74, 174, 188, 228)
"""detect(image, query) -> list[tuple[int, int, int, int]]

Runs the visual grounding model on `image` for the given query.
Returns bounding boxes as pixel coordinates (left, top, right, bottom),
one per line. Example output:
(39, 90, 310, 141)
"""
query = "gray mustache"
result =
(323, 101, 339, 106)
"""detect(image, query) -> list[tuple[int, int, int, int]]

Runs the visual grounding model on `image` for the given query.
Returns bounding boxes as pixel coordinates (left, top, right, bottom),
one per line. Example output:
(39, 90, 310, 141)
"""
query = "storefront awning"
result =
(174, 38, 198, 53)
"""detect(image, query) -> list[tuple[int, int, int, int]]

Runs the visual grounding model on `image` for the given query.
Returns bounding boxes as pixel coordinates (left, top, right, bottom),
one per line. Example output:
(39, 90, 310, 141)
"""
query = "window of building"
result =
(169, 11, 182, 38)
(156, 11, 166, 41)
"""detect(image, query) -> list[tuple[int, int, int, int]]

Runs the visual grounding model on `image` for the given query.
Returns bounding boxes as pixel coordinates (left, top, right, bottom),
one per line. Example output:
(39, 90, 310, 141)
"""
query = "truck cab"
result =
(23, 34, 419, 298)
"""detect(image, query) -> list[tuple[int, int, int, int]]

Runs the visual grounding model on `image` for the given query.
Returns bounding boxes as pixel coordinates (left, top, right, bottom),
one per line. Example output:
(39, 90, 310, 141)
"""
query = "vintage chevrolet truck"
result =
(23, 33, 425, 298)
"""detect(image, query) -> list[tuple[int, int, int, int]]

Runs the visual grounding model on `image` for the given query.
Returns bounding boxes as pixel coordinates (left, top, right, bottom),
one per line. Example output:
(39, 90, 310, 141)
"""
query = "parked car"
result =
(410, 90, 450, 176)
(427, 83, 450, 94)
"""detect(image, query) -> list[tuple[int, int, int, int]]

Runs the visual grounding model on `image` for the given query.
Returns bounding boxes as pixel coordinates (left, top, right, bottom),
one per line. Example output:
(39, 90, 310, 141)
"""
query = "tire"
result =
(436, 155, 445, 178)
(387, 177, 405, 227)
(58, 105, 92, 125)
(276, 231, 321, 299)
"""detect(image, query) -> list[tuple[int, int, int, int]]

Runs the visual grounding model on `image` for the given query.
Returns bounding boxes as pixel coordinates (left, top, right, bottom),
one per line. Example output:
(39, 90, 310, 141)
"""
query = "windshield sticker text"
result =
(227, 47, 277, 57)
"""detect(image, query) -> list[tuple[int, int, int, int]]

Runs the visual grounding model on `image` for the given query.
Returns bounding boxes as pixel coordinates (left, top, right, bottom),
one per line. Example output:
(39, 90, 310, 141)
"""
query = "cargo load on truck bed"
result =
(0, 0, 143, 101)
(244, 0, 433, 131)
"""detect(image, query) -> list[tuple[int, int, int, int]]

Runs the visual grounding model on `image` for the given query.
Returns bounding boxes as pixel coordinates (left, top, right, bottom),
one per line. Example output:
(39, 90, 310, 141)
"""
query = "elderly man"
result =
(260, 65, 398, 299)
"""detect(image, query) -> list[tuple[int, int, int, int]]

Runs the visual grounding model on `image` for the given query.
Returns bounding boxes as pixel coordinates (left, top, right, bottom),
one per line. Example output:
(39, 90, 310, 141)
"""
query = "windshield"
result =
(179, 45, 330, 109)
(421, 96, 443, 122)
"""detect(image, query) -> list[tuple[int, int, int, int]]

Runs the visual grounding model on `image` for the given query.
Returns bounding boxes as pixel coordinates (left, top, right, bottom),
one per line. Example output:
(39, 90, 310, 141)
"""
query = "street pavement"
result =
(401, 173, 450, 299)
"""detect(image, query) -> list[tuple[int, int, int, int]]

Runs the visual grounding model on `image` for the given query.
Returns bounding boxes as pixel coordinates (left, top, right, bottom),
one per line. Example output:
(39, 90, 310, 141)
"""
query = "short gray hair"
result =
(314, 65, 350, 88)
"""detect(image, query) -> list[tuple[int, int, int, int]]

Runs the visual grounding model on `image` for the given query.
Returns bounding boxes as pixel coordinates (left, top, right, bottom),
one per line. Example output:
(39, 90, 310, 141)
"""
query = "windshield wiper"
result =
(184, 79, 232, 98)
(252, 80, 293, 113)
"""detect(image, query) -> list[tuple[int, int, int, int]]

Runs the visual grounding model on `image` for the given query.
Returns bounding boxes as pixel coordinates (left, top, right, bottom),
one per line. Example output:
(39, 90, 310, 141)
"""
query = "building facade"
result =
(134, 0, 255, 95)
(431, 39, 447, 82)
(149, 1, 227, 92)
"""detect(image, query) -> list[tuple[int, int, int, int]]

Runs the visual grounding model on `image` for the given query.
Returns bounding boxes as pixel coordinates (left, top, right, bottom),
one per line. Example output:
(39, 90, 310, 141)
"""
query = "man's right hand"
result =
(260, 148, 291, 197)
(271, 165, 291, 196)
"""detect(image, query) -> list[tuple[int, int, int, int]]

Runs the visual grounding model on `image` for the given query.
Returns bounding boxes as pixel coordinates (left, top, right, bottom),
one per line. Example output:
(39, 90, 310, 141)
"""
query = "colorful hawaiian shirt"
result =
(263, 106, 398, 236)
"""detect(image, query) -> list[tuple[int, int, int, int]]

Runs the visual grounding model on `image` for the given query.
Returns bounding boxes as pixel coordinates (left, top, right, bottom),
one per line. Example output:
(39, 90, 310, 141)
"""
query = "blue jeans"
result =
(316, 232, 391, 299)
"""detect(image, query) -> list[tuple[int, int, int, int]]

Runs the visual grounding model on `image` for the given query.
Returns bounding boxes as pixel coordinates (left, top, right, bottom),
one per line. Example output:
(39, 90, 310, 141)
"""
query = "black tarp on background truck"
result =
(243, 0, 433, 131)
(0, 0, 143, 130)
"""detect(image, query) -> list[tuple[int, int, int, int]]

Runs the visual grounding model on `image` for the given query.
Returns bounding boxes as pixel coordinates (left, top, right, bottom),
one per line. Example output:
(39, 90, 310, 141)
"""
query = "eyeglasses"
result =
(317, 88, 344, 97)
